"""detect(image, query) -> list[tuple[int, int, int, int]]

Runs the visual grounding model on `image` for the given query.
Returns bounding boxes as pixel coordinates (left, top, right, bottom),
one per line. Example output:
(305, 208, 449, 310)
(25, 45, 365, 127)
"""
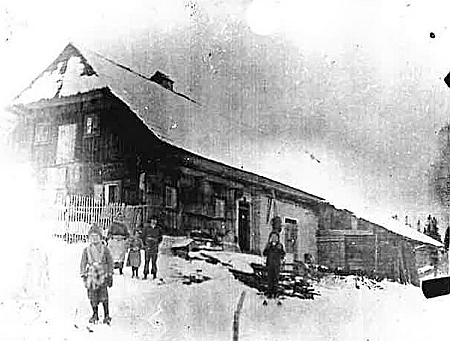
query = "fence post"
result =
(49, 195, 151, 243)
(232, 291, 246, 341)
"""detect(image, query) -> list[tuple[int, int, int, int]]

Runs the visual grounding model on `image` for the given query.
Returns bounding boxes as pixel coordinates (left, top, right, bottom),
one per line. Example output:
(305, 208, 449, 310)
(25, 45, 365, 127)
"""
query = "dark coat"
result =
(107, 221, 130, 238)
(263, 242, 285, 271)
(80, 242, 114, 278)
(141, 225, 163, 255)
(126, 236, 143, 267)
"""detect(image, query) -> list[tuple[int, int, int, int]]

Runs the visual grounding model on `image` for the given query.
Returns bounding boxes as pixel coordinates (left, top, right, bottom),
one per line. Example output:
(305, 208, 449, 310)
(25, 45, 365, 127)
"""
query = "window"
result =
(84, 114, 100, 136)
(34, 123, 51, 144)
(48, 167, 67, 188)
(94, 184, 103, 202)
(34, 148, 53, 165)
(215, 198, 225, 218)
(17, 124, 30, 144)
(165, 186, 177, 208)
(68, 165, 82, 184)
(55, 190, 67, 205)
(104, 182, 121, 204)
(139, 173, 146, 191)
(56, 124, 77, 164)
(285, 223, 298, 254)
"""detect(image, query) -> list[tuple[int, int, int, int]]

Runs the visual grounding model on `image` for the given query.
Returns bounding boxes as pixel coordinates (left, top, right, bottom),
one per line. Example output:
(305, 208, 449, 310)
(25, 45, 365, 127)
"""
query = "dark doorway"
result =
(238, 201, 251, 252)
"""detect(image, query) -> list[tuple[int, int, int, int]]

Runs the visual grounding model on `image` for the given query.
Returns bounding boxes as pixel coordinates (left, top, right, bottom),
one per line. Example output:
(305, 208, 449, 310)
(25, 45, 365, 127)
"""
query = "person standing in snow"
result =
(141, 216, 163, 280)
(107, 212, 130, 275)
(80, 224, 114, 324)
(126, 229, 144, 278)
(263, 231, 285, 299)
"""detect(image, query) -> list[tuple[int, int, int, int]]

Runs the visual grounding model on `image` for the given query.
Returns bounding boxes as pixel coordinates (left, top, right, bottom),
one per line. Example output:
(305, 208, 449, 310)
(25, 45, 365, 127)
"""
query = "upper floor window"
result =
(56, 124, 77, 164)
(47, 167, 67, 188)
(34, 123, 51, 144)
(34, 148, 53, 165)
(215, 198, 225, 218)
(165, 186, 177, 208)
(84, 114, 100, 136)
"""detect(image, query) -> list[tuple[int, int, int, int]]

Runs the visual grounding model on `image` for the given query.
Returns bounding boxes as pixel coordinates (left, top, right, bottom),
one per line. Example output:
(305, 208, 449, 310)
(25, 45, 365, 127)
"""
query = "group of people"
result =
(79, 214, 163, 324)
(79, 213, 286, 323)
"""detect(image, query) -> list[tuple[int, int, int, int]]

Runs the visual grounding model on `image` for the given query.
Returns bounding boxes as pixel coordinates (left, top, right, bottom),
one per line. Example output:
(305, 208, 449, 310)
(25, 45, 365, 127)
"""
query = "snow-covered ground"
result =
(2, 238, 449, 341)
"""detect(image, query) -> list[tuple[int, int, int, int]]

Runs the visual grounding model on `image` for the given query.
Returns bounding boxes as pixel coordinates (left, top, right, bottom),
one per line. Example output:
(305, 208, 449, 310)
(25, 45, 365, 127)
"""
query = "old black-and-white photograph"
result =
(1, 0, 450, 340)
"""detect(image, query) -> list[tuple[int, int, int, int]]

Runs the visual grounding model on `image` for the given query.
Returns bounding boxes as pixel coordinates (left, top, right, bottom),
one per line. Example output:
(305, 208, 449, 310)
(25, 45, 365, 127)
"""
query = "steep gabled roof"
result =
(12, 43, 197, 142)
(13, 44, 106, 104)
(10, 43, 325, 204)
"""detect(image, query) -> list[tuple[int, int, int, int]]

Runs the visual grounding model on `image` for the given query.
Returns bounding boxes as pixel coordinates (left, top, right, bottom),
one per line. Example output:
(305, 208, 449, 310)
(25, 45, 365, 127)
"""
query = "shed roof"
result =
(360, 214, 443, 247)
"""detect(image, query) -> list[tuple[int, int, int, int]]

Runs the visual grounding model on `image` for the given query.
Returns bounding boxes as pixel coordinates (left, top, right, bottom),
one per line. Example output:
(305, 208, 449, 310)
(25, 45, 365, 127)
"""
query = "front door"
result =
(238, 201, 251, 252)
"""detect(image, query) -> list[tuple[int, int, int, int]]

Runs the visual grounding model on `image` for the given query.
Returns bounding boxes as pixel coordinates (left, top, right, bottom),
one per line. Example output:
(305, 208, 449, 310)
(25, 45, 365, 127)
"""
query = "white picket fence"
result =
(46, 195, 151, 243)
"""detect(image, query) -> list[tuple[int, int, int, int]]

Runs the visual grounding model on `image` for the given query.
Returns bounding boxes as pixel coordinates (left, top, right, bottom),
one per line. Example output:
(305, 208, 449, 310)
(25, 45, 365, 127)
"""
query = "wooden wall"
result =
(10, 90, 162, 205)
(373, 226, 419, 285)
(317, 207, 422, 285)
(316, 235, 346, 269)
(254, 194, 319, 260)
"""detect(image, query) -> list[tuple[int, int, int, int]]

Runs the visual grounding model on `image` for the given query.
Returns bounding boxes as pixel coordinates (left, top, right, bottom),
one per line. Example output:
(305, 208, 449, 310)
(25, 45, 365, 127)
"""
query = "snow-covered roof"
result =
(13, 44, 107, 105)
(12, 43, 197, 143)
(10, 43, 324, 203)
(359, 214, 443, 247)
(384, 219, 443, 247)
(325, 201, 444, 247)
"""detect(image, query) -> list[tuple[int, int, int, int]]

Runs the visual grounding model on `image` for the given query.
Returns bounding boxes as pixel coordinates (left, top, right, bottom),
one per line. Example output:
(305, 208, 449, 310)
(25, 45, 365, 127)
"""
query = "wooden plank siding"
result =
(10, 88, 321, 257)
(253, 192, 319, 259)
(317, 203, 426, 285)
(10, 90, 162, 206)
(9, 87, 439, 283)
(344, 235, 375, 271)
(316, 235, 346, 269)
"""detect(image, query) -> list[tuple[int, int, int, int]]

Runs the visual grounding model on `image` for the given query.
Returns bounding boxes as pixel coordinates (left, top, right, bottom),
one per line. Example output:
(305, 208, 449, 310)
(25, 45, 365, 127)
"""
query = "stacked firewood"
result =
(181, 273, 211, 285)
(230, 263, 320, 300)
(171, 247, 320, 298)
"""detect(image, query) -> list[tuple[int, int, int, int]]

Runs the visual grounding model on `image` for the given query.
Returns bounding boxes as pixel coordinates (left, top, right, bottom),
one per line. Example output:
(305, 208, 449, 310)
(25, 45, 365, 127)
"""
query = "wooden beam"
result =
(317, 229, 374, 236)
(10, 88, 107, 110)
(179, 166, 244, 189)
(183, 152, 324, 203)
(232, 291, 246, 341)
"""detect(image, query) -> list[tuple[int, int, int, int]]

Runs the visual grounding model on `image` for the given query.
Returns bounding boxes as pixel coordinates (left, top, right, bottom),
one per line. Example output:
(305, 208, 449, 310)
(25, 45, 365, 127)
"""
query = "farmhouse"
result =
(7, 43, 324, 259)
(7, 43, 443, 284)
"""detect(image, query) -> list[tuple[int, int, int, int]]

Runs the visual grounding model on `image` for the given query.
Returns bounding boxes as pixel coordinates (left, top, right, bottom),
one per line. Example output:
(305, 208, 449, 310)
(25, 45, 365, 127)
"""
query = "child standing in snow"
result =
(127, 229, 144, 278)
(107, 213, 130, 275)
(80, 224, 114, 324)
(263, 231, 285, 299)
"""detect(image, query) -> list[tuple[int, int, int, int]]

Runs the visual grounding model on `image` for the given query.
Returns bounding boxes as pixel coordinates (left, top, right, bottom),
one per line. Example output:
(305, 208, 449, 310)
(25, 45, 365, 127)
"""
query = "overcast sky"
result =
(3, 0, 450, 227)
